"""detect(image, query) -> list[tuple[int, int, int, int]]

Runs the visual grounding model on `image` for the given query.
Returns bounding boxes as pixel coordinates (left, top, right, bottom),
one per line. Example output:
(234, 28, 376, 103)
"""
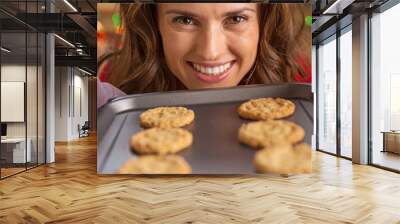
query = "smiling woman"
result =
(158, 4, 259, 89)
(99, 3, 310, 94)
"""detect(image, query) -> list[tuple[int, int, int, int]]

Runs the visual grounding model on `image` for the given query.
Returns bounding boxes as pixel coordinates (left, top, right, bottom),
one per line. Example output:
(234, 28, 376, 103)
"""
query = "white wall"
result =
(55, 67, 70, 141)
(54, 67, 89, 141)
(1, 82, 24, 123)
(1, 65, 26, 139)
(73, 73, 89, 138)
(1, 65, 39, 138)
(1, 64, 46, 164)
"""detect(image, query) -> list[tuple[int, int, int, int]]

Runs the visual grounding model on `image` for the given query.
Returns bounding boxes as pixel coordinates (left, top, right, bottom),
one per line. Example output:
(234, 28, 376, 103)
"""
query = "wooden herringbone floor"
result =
(1, 135, 400, 224)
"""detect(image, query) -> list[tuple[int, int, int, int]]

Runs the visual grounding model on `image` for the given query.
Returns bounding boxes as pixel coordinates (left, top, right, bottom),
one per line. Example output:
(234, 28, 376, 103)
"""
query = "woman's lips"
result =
(187, 61, 235, 83)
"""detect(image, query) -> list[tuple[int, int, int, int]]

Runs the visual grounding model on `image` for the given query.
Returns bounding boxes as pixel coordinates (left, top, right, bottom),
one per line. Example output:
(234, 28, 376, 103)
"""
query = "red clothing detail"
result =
(294, 57, 312, 83)
(99, 62, 110, 82)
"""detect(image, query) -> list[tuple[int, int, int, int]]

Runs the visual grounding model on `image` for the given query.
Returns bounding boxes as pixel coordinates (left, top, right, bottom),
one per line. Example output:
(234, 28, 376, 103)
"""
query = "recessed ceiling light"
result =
(54, 34, 75, 48)
(63, 0, 78, 12)
(322, 0, 355, 15)
(1, 47, 11, 53)
(77, 67, 93, 76)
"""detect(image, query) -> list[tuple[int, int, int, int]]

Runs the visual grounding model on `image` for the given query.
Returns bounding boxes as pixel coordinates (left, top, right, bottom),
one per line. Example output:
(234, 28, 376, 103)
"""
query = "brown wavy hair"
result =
(100, 3, 311, 94)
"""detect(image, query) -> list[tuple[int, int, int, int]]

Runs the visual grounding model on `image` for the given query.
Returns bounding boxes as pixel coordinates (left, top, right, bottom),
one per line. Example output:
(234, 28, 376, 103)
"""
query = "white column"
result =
(45, 0, 56, 163)
(312, 45, 317, 150)
(46, 32, 55, 163)
(352, 14, 369, 164)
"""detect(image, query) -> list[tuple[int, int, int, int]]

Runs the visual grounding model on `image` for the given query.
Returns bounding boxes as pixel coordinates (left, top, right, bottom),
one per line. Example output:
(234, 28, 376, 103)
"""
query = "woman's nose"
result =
(195, 24, 226, 61)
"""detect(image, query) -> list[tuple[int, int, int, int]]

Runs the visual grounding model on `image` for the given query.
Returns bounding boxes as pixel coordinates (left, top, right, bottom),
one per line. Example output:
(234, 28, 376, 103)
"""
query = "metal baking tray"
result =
(97, 83, 313, 174)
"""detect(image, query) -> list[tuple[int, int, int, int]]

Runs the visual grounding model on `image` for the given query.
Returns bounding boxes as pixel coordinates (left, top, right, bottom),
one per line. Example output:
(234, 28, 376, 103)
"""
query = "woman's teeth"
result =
(192, 62, 231, 76)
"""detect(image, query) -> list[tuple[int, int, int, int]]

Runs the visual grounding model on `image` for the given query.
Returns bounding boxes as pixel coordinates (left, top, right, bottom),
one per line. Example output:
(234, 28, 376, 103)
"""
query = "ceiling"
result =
(0, 0, 97, 73)
(7, 0, 386, 72)
(312, 0, 391, 43)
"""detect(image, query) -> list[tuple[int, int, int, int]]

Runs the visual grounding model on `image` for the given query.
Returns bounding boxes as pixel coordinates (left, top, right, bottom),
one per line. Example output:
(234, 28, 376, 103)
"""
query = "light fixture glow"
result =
(322, 0, 355, 15)
(1, 47, 11, 53)
(54, 34, 75, 48)
(78, 67, 93, 76)
(63, 0, 78, 12)
(323, 0, 342, 14)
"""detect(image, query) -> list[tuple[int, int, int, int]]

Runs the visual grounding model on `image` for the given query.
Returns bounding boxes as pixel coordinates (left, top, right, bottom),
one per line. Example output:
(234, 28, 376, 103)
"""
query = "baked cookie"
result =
(238, 120, 304, 149)
(131, 128, 193, 155)
(238, 98, 295, 120)
(140, 106, 195, 128)
(254, 143, 312, 174)
(117, 155, 192, 174)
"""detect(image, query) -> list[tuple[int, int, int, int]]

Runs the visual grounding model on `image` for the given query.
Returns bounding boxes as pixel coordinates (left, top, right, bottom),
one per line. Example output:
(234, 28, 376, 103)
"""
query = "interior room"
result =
(0, 0, 97, 179)
(313, 0, 400, 172)
(0, 0, 399, 223)
(0, 12, 46, 177)
(370, 3, 400, 170)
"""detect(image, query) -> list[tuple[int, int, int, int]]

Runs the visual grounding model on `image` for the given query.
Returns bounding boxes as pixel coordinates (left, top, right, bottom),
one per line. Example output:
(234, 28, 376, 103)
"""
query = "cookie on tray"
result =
(254, 143, 312, 174)
(238, 120, 304, 149)
(238, 97, 295, 120)
(140, 106, 195, 128)
(131, 128, 193, 155)
(117, 155, 192, 174)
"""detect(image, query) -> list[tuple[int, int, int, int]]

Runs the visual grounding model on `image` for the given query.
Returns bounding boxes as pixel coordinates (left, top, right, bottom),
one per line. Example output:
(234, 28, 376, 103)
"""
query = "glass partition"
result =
(0, 0, 46, 179)
(339, 27, 352, 158)
(38, 32, 45, 165)
(317, 35, 337, 155)
(1, 31, 28, 177)
(27, 31, 38, 169)
(370, 2, 400, 171)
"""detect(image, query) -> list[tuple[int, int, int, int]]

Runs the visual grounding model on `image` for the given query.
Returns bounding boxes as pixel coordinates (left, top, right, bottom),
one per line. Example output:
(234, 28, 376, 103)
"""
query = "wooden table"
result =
(381, 131, 400, 154)
(0, 138, 31, 164)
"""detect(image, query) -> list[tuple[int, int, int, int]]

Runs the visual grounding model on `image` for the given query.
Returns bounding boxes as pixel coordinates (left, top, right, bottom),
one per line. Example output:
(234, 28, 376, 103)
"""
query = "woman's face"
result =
(157, 3, 259, 89)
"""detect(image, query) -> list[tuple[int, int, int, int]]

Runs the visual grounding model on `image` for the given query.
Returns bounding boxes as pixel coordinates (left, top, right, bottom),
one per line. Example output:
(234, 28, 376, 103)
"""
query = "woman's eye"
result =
(226, 16, 247, 24)
(173, 16, 195, 25)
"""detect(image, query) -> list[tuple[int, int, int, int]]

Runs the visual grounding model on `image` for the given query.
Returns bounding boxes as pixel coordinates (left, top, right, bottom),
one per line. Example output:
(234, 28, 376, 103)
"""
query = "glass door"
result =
(317, 35, 337, 155)
(370, 2, 400, 171)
